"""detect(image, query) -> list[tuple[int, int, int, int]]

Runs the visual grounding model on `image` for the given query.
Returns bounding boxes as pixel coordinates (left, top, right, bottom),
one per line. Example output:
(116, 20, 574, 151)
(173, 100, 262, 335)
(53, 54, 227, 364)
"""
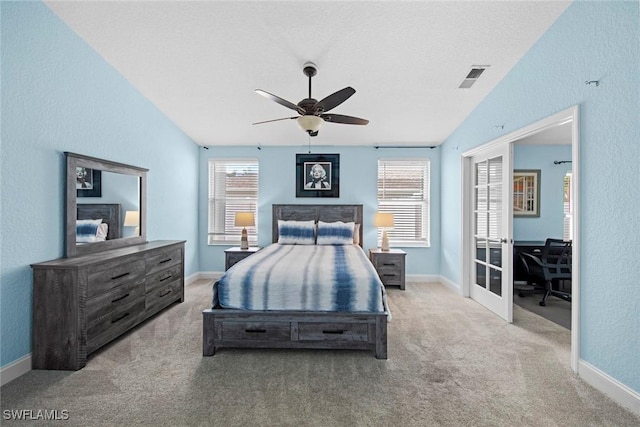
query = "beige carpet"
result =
(1, 280, 638, 426)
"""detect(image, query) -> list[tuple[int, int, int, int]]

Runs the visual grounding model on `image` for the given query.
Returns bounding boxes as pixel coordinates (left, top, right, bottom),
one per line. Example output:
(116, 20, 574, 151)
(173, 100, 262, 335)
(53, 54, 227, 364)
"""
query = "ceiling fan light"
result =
(297, 115, 323, 132)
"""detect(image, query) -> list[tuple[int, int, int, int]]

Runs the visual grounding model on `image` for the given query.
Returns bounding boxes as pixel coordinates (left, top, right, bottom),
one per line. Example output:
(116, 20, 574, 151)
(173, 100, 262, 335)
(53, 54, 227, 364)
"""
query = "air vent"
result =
(459, 66, 488, 89)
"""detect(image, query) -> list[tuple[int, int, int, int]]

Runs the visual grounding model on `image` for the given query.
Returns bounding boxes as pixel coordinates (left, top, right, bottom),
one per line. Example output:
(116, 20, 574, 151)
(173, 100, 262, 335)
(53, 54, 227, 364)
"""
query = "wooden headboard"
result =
(77, 203, 121, 241)
(272, 204, 363, 247)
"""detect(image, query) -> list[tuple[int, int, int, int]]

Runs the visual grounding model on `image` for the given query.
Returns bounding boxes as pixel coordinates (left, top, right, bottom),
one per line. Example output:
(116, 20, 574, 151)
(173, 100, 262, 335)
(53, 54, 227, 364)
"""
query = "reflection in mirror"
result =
(65, 152, 148, 258)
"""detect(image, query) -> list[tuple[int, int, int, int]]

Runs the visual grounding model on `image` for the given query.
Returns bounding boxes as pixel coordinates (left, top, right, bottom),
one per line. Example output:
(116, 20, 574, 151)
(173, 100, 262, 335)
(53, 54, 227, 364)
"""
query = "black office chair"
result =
(520, 238, 572, 306)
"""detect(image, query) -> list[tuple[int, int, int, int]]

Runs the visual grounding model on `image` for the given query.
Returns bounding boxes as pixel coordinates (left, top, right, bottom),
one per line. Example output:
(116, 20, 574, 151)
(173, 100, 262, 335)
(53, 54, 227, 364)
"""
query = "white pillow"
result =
(316, 221, 355, 245)
(277, 220, 316, 245)
(96, 222, 108, 241)
(353, 223, 360, 245)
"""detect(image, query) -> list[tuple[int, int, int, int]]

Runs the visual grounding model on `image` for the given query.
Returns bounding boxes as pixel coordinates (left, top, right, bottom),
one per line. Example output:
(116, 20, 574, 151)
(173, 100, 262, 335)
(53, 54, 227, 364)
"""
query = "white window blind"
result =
(563, 172, 572, 241)
(377, 158, 430, 247)
(208, 159, 259, 245)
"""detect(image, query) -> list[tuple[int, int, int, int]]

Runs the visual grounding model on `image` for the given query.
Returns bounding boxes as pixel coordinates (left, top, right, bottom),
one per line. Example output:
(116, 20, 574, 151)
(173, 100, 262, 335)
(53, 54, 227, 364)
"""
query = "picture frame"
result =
(296, 153, 339, 198)
(76, 167, 102, 198)
(513, 169, 540, 217)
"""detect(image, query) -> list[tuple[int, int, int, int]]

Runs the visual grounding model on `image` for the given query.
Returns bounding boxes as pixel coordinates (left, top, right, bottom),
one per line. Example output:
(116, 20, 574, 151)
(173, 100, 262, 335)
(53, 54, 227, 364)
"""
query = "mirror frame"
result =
(65, 152, 148, 258)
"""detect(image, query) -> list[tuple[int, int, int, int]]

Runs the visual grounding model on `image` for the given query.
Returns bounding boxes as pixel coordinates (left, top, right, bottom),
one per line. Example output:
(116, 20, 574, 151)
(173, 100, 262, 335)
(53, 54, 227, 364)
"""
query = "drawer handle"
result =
(111, 272, 130, 280)
(159, 289, 172, 298)
(322, 330, 344, 335)
(159, 275, 172, 282)
(111, 293, 130, 303)
(382, 274, 397, 277)
(382, 263, 396, 266)
(159, 258, 172, 265)
(245, 329, 266, 333)
(111, 312, 130, 323)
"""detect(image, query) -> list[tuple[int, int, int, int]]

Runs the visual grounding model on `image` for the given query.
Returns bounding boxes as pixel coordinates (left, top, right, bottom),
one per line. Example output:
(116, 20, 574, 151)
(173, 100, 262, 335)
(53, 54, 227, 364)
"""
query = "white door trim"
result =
(460, 105, 580, 372)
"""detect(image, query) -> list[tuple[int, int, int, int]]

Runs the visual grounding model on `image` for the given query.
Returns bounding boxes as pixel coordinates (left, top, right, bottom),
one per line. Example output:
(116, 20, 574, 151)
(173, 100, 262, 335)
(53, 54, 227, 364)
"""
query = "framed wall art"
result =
(513, 169, 540, 217)
(296, 153, 339, 198)
(76, 166, 102, 198)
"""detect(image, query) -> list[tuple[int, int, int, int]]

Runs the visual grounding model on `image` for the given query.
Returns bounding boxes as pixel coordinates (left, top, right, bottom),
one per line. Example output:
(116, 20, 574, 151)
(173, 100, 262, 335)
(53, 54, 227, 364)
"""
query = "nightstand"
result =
(369, 248, 406, 290)
(225, 246, 260, 271)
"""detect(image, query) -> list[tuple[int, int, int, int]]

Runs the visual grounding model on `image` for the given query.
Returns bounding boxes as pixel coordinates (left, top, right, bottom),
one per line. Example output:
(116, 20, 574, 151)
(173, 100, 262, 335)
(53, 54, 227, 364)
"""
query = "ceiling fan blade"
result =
(320, 113, 369, 125)
(315, 87, 356, 112)
(255, 90, 304, 114)
(252, 116, 298, 125)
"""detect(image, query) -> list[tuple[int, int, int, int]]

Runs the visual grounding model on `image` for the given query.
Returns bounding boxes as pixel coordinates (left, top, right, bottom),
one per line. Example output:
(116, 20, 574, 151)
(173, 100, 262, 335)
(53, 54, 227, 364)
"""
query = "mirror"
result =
(65, 152, 148, 257)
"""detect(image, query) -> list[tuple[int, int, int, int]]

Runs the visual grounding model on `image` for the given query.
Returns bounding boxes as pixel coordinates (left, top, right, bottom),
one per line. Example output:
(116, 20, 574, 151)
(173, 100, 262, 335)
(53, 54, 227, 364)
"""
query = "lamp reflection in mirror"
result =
(235, 212, 255, 250)
(124, 210, 140, 236)
(374, 212, 394, 251)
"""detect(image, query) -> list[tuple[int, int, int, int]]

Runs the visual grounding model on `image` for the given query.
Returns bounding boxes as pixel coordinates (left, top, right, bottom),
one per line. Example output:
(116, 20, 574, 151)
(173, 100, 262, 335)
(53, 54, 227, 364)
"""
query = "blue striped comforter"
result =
(213, 244, 387, 313)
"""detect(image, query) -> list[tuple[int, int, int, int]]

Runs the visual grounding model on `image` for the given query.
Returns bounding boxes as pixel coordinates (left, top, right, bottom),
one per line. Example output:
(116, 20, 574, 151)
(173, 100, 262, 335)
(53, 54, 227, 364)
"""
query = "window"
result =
(377, 158, 430, 247)
(208, 159, 259, 245)
(563, 172, 572, 241)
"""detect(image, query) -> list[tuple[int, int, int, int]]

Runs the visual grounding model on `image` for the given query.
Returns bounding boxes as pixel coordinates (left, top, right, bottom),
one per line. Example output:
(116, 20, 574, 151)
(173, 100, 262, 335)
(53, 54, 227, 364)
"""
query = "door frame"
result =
(461, 105, 580, 372)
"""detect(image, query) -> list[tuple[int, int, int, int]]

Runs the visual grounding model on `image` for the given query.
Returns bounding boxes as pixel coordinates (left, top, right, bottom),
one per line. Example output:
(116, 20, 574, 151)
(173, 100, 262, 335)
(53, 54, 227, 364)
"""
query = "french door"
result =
(468, 144, 513, 322)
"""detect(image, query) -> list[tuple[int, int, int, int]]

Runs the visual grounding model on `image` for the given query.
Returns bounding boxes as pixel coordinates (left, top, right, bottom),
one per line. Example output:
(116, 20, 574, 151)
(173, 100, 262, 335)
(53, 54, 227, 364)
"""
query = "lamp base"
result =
(240, 228, 249, 250)
(381, 230, 390, 251)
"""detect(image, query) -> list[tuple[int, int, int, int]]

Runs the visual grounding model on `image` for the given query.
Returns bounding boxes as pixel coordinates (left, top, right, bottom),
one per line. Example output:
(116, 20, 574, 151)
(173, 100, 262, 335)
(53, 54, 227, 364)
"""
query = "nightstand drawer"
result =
(225, 247, 260, 270)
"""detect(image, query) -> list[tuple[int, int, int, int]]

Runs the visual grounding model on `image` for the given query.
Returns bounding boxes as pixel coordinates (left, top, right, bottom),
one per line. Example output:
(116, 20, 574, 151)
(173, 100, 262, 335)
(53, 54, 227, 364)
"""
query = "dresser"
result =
(31, 240, 185, 370)
(369, 248, 406, 290)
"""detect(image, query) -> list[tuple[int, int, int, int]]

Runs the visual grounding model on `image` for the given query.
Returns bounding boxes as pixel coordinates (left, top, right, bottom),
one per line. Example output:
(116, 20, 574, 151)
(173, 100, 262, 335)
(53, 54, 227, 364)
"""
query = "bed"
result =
(76, 203, 121, 242)
(202, 204, 389, 359)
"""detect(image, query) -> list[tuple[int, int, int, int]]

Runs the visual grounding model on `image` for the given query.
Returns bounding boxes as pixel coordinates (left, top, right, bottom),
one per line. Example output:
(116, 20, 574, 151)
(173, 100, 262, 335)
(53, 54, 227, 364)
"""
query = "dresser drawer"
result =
(87, 298, 145, 346)
(145, 278, 182, 315)
(145, 264, 183, 294)
(87, 280, 145, 325)
(222, 321, 291, 341)
(87, 259, 145, 298)
(298, 322, 369, 342)
(146, 247, 182, 276)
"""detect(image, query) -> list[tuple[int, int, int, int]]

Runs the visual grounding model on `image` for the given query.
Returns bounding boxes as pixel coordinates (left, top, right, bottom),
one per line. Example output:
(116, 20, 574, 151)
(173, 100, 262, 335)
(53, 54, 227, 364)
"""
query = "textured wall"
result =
(198, 145, 441, 276)
(439, 1, 639, 392)
(513, 144, 572, 241)
(1, 2, 199, 367)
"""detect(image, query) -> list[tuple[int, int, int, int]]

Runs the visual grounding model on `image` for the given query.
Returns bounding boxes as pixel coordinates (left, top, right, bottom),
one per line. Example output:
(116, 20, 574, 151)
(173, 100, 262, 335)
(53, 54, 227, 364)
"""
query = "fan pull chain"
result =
(308, 134, 311, 154)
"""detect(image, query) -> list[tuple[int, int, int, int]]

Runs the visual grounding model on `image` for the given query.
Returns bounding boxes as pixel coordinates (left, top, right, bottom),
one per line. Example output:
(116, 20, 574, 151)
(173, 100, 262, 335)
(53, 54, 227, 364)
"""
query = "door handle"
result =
(500, 238, 508, 243)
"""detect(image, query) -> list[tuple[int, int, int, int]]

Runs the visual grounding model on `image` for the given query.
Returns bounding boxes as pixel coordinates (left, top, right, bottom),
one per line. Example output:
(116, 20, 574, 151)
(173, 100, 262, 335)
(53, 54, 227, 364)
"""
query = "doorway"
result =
(461, 106, 580, 372)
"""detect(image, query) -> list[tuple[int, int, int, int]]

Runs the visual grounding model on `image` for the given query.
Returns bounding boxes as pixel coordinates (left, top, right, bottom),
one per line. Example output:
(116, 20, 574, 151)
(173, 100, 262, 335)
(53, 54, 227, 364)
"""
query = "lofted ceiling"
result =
(44, 1, 571, 147)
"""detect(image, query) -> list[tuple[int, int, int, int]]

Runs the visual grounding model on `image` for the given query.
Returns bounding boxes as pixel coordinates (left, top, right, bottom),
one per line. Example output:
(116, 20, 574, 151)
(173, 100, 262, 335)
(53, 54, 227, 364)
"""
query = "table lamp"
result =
(124, 210, 140, 236)
(374, 212, 394, 251)
(235, 212, 255, 250)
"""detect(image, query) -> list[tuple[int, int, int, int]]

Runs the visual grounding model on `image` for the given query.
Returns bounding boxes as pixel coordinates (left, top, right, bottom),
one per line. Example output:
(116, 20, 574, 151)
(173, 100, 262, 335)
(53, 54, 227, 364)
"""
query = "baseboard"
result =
(406, 274, 440, 283)
(1, 354, 31, 387)
(578, 360, 640, 417)
(185, 271, 223, 285)
(437, 275, 461, 294)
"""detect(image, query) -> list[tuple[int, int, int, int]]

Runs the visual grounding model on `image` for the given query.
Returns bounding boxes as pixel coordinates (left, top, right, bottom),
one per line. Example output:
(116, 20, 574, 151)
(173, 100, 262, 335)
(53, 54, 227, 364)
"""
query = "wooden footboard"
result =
(203, 309, 387, 359)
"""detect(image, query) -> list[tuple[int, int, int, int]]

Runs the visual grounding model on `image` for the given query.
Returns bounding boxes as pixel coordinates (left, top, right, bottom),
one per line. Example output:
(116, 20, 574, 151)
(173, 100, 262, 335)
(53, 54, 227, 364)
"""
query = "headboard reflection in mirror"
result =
(65, 152, 148, 257)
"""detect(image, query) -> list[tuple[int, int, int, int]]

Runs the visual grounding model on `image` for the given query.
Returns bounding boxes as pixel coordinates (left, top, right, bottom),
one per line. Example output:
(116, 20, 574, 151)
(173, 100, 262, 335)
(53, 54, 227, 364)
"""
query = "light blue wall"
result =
(513, 144, 572, 241)
(198, 145, 440, 276)
(1, 2, 200, 367)
(440, 1, 639, 393)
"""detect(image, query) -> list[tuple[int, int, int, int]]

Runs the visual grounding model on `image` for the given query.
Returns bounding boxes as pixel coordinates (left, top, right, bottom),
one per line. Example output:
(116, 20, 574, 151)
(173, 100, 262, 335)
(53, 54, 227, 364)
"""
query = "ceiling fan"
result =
(253, 62, 369, 137)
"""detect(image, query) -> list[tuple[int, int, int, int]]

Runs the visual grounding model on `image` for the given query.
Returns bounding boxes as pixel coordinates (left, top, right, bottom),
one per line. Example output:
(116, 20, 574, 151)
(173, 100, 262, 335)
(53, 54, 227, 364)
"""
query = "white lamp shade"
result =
(234, 212, 255, 227)
(374, 212, 394, 228)
(297, 115, 324, 132)
(124, 210, 140, 227)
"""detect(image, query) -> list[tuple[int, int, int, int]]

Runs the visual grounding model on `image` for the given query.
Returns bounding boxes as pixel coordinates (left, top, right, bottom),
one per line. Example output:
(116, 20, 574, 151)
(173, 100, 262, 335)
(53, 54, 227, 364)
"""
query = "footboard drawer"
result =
(298, 322, 369, 342)
(222, 321, 291, 341)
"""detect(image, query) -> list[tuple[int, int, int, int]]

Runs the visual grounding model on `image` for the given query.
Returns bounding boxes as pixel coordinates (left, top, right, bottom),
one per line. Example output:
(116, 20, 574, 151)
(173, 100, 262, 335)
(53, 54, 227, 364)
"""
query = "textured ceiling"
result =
(44, 1, 571, 147)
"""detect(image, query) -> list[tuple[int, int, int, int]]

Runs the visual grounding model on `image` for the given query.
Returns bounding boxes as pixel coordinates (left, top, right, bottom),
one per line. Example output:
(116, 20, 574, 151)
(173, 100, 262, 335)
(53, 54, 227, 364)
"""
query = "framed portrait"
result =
(296, 153, 339, 198)
(76, 166, 102, 198)
(513, 169, 540, 217)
